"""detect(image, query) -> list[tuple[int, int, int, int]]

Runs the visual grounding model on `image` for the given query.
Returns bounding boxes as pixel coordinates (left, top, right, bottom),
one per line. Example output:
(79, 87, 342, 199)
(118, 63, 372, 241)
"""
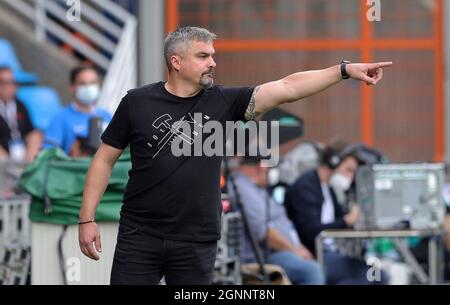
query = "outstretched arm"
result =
(244, 61, 393, 120)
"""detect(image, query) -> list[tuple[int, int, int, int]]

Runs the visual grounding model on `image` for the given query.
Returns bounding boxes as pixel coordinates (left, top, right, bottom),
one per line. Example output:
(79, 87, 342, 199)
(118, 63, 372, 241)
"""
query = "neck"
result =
(74, 100, 94, 113)
(317, 166, 332, 184)
(165, 75, 202, 98)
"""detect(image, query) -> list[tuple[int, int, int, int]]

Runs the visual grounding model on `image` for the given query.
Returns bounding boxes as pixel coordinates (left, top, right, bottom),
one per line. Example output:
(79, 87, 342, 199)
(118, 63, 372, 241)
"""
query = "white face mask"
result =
(329, 173, 352, 191)
(76, 84, 100, 105)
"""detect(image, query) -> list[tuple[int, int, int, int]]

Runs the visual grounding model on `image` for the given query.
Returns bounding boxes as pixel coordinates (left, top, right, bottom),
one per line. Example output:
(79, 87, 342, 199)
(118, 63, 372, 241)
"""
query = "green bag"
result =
(19, 148, 131, 225)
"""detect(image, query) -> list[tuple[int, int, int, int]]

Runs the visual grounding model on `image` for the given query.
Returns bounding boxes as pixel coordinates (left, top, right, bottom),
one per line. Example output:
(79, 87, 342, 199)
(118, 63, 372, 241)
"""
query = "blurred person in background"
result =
(230, 154, 325, 285)
(285, 141, 387, 284)
(0, 66, 42, 162)
(43, 65, 111, 155)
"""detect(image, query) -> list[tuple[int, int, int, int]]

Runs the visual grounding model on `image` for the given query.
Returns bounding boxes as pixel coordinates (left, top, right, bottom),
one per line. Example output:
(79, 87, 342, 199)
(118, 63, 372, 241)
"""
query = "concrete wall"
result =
(138, 0, 165, 86)
(32, 222, 118, 285)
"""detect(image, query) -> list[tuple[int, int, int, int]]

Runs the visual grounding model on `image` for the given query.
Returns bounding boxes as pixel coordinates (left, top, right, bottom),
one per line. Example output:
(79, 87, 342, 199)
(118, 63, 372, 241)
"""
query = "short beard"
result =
(199, 74, 214, 89)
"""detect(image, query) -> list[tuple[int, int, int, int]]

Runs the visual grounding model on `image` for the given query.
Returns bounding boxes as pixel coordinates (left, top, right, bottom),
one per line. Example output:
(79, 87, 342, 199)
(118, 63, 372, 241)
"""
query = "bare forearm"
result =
(281, 65, 341, 102)
(247, 61, 392, 119)
(25, 130, 43, 161)
(266, 228, 295, 252)
(79, 155, 114, 220)
(251, 65, 342, 116)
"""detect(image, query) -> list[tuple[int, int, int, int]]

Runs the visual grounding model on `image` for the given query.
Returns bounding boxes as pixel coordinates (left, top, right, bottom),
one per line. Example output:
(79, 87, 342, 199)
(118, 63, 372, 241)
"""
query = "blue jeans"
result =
(267, 251, 325, 285)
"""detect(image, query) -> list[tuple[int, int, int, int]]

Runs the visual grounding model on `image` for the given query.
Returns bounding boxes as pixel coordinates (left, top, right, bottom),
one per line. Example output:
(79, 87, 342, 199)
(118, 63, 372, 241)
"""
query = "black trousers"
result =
(110, 223, 218, 285)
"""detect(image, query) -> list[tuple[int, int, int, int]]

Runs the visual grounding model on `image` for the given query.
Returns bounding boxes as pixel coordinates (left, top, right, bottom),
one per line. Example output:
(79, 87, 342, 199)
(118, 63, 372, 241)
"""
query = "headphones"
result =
(324, 144, 356, 170)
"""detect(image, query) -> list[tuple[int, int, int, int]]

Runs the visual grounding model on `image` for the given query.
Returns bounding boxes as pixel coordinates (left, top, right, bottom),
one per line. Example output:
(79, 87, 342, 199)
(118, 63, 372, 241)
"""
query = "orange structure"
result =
(166, 0, 444, 162)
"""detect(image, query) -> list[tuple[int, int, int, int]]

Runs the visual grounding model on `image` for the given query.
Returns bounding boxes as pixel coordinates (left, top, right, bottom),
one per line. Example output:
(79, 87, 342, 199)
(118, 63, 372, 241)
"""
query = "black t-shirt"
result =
(102, 81, 254, 241)
(0, 99, 34, 152)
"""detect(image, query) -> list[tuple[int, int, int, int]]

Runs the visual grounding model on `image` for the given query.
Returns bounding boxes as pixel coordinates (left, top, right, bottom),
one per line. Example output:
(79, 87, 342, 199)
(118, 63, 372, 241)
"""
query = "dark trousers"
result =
(324, 251, 388, 285)
(110, 223, 218, 285)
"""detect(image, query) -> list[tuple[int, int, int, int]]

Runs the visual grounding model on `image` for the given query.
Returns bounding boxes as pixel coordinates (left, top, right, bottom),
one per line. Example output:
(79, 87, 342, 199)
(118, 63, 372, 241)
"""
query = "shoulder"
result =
(96, 108, 112, 119)
(295, 169, 317, 184)
(213, 85, 253, 95)
(44, 106, 73, 131)
(233, 174, 263, 199)
(126, 82, 161, 98)
(211, 85, 254, 105)
(288, 170, 318, 194)
(49, 105, 75, 122)
(54, 105, 74, 117)
(14, 99, 33, 117)
(14, 98, 27, 110)
(234, 173, 255, 188)
(121, 83, 164, 110)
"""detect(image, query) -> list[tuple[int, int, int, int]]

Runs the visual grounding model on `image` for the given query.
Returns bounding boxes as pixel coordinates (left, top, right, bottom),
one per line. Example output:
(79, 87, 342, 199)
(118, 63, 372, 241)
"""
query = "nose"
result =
(209, 57, 216, 69)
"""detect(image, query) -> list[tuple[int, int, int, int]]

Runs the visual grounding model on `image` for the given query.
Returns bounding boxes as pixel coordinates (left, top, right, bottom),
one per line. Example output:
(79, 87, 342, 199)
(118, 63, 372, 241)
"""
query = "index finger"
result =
(372, 61, 393, 68)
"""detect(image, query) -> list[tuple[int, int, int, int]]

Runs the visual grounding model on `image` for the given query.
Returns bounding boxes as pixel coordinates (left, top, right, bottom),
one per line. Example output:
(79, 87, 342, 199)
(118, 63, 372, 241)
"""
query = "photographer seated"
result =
(284, 141, 387, 284)
(229, 154, 325, 285)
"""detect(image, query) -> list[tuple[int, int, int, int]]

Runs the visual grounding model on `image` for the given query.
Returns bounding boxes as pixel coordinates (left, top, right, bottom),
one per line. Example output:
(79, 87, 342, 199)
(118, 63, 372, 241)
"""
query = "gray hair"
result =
(164, 26, 217, 71)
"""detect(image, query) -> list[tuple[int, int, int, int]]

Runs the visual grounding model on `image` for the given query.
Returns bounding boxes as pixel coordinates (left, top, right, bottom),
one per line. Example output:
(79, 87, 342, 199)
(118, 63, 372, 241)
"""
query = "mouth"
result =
(202, 71, 214, 78)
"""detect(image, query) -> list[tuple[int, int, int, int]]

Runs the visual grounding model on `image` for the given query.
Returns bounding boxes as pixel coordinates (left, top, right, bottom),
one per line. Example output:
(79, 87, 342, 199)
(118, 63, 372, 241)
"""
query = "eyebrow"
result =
(196, 51, 215, 56)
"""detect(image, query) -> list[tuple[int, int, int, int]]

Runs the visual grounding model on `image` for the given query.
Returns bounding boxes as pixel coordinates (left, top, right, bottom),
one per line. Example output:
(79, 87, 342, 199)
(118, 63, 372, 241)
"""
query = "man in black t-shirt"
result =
(78, 26, 392, 285)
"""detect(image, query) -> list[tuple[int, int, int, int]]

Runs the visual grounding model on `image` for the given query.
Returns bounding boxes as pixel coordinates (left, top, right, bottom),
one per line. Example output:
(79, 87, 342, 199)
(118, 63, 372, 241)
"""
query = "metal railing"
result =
(0, 159, 31, 285)
(2, 0, 137, 113)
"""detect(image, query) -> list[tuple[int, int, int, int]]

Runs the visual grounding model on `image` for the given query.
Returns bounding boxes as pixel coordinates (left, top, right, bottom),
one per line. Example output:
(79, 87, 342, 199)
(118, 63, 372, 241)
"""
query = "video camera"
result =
(356, 163, 446, 230)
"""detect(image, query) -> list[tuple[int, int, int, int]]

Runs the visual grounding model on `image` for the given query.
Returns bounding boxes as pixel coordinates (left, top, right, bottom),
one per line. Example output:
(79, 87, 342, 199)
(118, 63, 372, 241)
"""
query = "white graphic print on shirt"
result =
(148, 112, 211, 158)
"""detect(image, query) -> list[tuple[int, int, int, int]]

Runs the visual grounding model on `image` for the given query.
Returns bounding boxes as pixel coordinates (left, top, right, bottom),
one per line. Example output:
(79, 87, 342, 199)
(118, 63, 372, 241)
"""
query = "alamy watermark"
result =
(366, 257, 382, 282)
(367, 0, 381, 22)
(65, 1, 380, 25)
(66, 257, 81, 283)
(66, 0, 81, 22)
(162, 113, 280, 167)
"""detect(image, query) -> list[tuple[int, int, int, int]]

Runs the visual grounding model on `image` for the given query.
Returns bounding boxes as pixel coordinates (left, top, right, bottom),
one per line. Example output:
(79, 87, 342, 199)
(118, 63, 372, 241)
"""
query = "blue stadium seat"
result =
(0, 38, 39, 84)
(16, 86, 62, 131)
